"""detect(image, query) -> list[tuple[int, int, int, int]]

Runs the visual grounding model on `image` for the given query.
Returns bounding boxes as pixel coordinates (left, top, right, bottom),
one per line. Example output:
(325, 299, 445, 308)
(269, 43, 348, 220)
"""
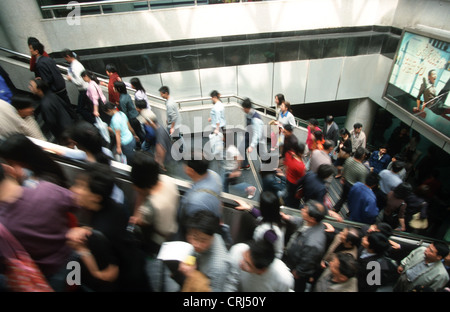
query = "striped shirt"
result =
(343, 157, 368, 186)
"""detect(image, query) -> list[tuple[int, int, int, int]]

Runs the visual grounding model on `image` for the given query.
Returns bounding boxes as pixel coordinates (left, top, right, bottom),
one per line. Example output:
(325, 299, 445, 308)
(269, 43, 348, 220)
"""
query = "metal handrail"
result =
(0, 45, 308, 127)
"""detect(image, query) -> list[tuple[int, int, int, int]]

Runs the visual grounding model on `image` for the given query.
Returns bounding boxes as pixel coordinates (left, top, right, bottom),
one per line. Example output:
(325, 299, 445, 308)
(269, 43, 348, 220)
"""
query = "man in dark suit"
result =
(324, 115, 339, 145)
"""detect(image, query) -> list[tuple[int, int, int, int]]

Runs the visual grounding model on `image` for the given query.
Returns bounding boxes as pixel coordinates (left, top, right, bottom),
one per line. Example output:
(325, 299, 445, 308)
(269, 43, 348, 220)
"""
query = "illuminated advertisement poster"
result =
(383, 29, 450, 138)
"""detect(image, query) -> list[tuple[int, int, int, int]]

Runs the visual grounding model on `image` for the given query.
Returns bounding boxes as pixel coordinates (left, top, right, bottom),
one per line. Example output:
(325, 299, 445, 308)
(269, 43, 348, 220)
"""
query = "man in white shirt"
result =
(208, 90, 226, 135)
(224, 240, 294, 292)
(159, 85, 184, 156)
(350, 122, 366, 154)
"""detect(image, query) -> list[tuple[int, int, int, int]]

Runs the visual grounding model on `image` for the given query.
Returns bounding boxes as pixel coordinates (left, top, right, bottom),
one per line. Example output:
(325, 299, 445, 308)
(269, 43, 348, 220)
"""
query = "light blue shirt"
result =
(210, 101, 226, 129)
(379, 169, 403, 195)
(110, 111, 133, 145)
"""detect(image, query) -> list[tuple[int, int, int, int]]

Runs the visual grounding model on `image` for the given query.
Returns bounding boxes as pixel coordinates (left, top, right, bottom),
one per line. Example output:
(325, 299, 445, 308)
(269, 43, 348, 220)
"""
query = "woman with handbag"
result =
(81, 70, 110, 124)
(333, 128, 352, 179)
(283, 142, 306, 209)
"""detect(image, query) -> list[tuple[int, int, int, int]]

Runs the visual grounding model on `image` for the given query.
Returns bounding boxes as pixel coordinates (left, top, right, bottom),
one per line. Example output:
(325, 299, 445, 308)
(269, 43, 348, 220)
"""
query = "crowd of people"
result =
(0, 37, 449, 293)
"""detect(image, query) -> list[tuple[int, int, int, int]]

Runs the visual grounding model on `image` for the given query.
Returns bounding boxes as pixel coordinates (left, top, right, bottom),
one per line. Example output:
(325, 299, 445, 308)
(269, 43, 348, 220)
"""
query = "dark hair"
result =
(283, 124, 293, 133)
(130, 77, 145, 92)
(102, 101, 117, 112)
(335, 253, 359, 279)
(313, 130, 323, 141)
(105, 64, 117, 74)
(130, 151, 160, 189)
(375, 222, 393, 238)
(292, 142, 305, 156)
(27, 37, 40, 46)
(241, 98, 252, 109)
(354, 146, 368, 160)
(305, 200, 326, 223)
(353, 122, 363, 129)
(248, 239, 276, 270)
(184, 150, 209, 175)
(259, 191, 281, 226)
(283, 101, 293, 113)
(210, 90, 220, 98)
(32, 78, 50, 93)
(308, 118, 319, 127)
(323, 140, 335, 151)
(0, 133, 68, 187)
(275, 93, 285, 105)
(79, 162, 115, 204)
(393, 182, 413, 199)
(158, 86, 169, 95)
(80, 70, 99, 84)
(392, 161, 405, 173)
(135, 99, 147, 110)
(367, 232, 390, 255)
(62, 49, 79, 60)
(317, 164, 335, 180)
(339, 128, 350, 137)
(11, 94, 35, 111)
(433, 242, 450, 259)
(365, 172, 380, 188)
(67, 121, 111, 165)
(325, 115, 334, 123)
(29, 41, 44, 55)
(185, 209, 220, 236)
(345, 226, 362, 248)
(113, 81, 127, 94)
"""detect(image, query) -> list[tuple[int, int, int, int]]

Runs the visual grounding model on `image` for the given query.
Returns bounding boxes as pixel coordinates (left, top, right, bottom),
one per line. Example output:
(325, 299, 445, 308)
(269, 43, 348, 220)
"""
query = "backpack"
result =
(0, 223, 54, 292)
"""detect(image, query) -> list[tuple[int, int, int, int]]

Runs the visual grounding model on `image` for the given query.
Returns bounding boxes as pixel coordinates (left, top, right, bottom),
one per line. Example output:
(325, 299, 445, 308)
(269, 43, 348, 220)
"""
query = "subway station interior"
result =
(0, 0, 449, 293)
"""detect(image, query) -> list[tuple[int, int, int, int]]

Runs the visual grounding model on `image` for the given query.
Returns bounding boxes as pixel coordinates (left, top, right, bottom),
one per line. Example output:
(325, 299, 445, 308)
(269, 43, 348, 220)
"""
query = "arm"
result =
(115, 129, 122, 155)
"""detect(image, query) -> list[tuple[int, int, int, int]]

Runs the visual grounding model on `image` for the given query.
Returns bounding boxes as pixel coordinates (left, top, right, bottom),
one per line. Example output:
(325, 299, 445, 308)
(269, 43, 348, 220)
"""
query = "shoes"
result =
(240, 165, 250, 170)
(246, 186, 256, 199)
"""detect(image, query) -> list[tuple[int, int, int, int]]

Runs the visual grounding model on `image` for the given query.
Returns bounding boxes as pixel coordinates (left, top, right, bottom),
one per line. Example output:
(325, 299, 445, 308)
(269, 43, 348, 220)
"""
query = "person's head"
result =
(428, 69, 437, 84)
(392, 161, 405, 173)
(210, 90, 220, 103)
(275, 93, 285, 106)
(184, 150, 209, 180)
(325, 115, 334, 124)
(365, 172, 380, 189)
(259, 191, 281, 225)
(378, 144, 388, 155)
(102, 101, 118, 116)
(0, 133, 67, 187)
(28, 41, 43, 57)
(71, 163, 115, 211)
(240, 240, 275, 275)
(80, 70, 100, 84)
(291, 142, 305, 156)
(354, 146, 369, 161)
(353, 122, 363, 134)
(185, 210, 220, 254)
(113, 81, 127, 94)
(105, 64, 117, 76)
(241, 98, 252, 114)
(27, 37, 40, 47)
(67, 121, 111, 164)
(369, 222, 393, 238)
(134, 99, 147, 112)
(323, 140, 335, 152)
(424, 242, 449, 264)
(159, 86, 170, 99)
(317, 164, 335, 181)
(313, 130, 323, 142)
(339, 128, 350, 140)
(338, 226, 362, 249)
(362, 231, 390, 255)
(393, 182, 413, 200)
(62, 49, 78, 62)
(10, 94, 36, 118)
(130, 151, 160, 194)
(130, 77, 145, 92)
(28, 78, 48, 97)
(301, 200, 326, 225)
(280, 101, 292, 113)
(282, 124, 293, 136)
(308, 118, 319, 129)
(329, 253, 359, 283)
